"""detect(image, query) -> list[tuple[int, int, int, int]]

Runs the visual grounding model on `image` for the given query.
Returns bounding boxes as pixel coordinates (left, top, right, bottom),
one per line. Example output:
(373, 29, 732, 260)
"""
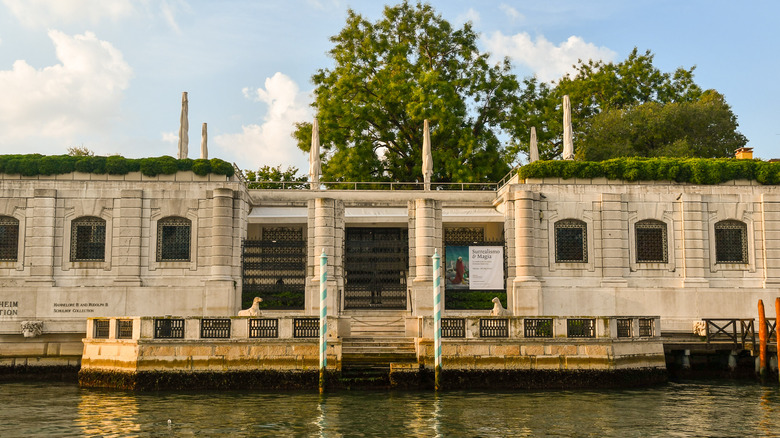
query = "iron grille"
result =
(242, 227, 306, 310)
(555, 220, 587, 263)
(0, 216, 19, 261)
(116, 320, 133, 339)
(639, 318, 654, 337)
(201, 318, 231, 339)
(714, 220, 748, 263)
(617, 319, 632, 338)
(93, 320, 110, 339)
(441, 318, 466, 338)
(249, 318, 279, 338)
(344, 228, 408, 309)
(443, 227, 506, 311)
(154, 318, 185, 339)
(157, 217, 191, 262)
(293, 318, 319, 338)
(479, 318, 509, 338)
(635, 220, 667, 263)
(567, 318, 595, 338)
(71, 217, 106, 262)
(444, 227, 485, 244)
(524, 318, 553, 338)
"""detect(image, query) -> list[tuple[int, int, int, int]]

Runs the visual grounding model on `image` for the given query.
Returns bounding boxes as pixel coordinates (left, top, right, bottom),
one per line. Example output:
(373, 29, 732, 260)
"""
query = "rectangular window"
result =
(715, 221, 747, 263)
(157, 218, 191, 262)
(71, 218, 106, 262)
(555, 220, 587, 263)
(635, 221, 667, 263)
(0, 217, 19, 262)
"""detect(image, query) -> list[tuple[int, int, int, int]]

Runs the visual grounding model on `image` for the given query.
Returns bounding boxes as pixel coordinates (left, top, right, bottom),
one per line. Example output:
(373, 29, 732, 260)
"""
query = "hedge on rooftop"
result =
(0, 155, 234, 177)
(517, 157, 780, 185)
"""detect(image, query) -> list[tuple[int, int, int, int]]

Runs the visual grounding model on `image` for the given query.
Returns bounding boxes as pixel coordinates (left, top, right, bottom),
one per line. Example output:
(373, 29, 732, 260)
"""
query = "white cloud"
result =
(456, 8, 480, 25)
(1, 0, 135, 27)
(0, 30, 132, 147)
(483, 32, 616, 82)
(499, 4, 524, 22)
(216, 72, 312, 170)
(161, 131, 178, 144)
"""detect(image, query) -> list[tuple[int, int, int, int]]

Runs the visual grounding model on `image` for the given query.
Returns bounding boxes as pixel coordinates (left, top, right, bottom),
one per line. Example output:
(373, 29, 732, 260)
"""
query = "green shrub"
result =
(0, 154, 234, 178)
(518, 157, 779, 185)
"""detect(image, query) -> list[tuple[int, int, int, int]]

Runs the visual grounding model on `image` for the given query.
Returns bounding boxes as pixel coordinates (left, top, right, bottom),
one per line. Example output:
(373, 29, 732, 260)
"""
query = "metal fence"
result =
(567, 318, 595, 338)
(293, 318, 319, 338)
(116, 319, 133, 339)
(93, 319, 110, 339)
(441, 318, 466, 338)
(201, 318, 231, 339)
(154, 318, 185, 339)
(525, 318, 553, 338)
(249, 318, 279, 338)
(479, 318, 509, 338)
(617, 319, 632, 338)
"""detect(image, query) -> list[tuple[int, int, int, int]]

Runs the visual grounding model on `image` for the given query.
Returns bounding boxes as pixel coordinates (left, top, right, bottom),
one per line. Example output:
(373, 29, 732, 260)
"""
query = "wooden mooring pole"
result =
(319, 250, 327, 394)
(432, 249, 442, 391)
(776, 297, 780, 383)
(758, 299, 767, 382)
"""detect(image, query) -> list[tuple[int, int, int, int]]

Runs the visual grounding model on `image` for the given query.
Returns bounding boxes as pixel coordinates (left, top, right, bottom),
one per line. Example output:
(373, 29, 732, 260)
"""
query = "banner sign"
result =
(445, 245, 503, 290)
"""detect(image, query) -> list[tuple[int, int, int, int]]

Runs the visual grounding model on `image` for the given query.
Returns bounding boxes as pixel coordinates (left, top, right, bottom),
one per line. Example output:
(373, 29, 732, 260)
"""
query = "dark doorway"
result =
(344, 227, 409, 309)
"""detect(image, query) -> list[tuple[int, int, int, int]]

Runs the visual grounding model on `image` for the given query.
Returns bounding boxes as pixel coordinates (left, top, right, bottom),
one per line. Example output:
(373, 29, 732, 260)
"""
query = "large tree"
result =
(508, 48, 745, 161)
(294, 1, 519, 183)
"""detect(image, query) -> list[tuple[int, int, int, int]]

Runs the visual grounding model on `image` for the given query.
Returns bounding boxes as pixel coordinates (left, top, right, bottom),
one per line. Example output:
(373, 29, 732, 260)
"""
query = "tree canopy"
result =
(294, 1, 519, 183)
(507, 48, 746, 161)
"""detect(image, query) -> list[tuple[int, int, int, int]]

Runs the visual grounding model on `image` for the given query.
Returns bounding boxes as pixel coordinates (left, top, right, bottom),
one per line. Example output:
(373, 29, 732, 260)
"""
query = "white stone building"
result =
(1, 168, 779, 367)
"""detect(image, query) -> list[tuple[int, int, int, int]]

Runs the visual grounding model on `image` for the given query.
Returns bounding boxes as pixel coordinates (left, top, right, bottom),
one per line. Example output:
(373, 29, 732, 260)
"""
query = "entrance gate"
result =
(344, 227, 408, 309)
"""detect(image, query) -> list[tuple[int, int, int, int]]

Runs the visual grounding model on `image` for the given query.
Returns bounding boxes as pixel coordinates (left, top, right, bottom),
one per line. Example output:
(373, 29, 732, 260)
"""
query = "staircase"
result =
(340, 313, 419, 388)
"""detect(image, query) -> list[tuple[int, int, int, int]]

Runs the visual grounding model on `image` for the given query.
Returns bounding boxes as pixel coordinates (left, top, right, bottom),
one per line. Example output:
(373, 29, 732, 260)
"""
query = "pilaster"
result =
(27, 189, 56, 285)
(680, 194, 709, 287)
(114, 189, 142, 286)
(600, 193, 628, 286)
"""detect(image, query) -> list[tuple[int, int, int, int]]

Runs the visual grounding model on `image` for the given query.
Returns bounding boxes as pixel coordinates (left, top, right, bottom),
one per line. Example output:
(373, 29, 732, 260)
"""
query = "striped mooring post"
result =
(758, 299, 767, 382)
(776, 297, 780, 382)
(319, 250, 327, 393)
(432, 249, 442, 390)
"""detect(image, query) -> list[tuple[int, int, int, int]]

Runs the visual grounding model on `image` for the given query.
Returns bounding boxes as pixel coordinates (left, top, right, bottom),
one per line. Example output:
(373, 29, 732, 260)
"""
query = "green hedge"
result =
(517, 157, 780, 185)
(0, 155, 234, 177)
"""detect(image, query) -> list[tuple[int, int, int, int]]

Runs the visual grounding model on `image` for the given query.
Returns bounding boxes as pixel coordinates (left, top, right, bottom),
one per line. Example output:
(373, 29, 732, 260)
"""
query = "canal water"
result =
(1, 381, 779, 437)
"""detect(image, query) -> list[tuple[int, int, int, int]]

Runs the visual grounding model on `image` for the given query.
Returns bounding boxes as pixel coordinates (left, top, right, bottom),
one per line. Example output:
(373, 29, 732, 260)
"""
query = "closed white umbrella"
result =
(200, 123, 208, 159)
(422, 119, 432, 190)
(529, 126, 539, 163)
(310, 118, 321, 188)
(178, 92, 188, 159)
(562, 95, 574, 160)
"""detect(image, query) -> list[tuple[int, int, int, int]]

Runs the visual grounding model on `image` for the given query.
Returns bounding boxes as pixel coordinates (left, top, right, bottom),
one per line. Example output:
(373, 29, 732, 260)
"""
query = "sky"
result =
(0, 0, 778, 174)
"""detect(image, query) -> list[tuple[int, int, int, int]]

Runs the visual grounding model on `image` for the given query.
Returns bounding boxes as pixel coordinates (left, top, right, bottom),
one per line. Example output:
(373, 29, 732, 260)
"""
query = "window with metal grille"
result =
(157, 217, 191, 262)
(444, 227, 484, 244)
(524, 318, 553, 338)
(714, 220, 748, 263)
(567, 318, 595, 338)
(293, 318, 319, 338)
(71, 217, 106, 262)
(635, 220, 667, 263)
(0, 216, 19, 262)
(242, 227, 306, 310)
(201, 318, 231, 338)
(93, 320, 110, 339)
(154, 318, 185, 339)
(116, 320, 133, 339)
(479, 318, 509, 338)
(617, 319, 632, 338)
(639, 318, 654, 337)
(555, 220, 587, 263)
(441, 318, 465, 338)
(249, 318, 279, 338)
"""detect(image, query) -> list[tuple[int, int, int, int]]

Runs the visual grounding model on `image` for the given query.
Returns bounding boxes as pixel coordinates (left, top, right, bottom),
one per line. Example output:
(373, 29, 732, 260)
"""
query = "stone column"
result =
(114, 189, 142, 285)
(27, 189, 56, 285)
(761, 194, 780, 287)
(680, 194, 709, 287)
(510, 189, 541, 315)
(210, 188, 234, 281)
(311, 198, 339, 315)
(412, 199, 440, 315)
(600, 193, 628, 285)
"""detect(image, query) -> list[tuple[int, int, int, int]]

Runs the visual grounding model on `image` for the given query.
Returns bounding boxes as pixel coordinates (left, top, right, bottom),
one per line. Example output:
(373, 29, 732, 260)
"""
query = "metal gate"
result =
(241, 227, 306, 309)
(344, 227, 409, 309)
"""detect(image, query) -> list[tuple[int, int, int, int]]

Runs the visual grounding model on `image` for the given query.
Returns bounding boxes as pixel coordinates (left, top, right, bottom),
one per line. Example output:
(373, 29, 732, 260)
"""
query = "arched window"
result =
(635, 220, 668, 263)
(157, 216, 191, 262)
(714, 220, 747, 263)
(0, 216, 19, 262)
(555, 219, 587, 263)
(71, 216, 106, 262)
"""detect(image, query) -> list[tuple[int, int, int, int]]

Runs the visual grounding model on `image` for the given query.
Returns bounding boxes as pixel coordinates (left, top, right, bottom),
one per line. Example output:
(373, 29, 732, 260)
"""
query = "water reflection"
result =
(1, 381, 780, 437)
